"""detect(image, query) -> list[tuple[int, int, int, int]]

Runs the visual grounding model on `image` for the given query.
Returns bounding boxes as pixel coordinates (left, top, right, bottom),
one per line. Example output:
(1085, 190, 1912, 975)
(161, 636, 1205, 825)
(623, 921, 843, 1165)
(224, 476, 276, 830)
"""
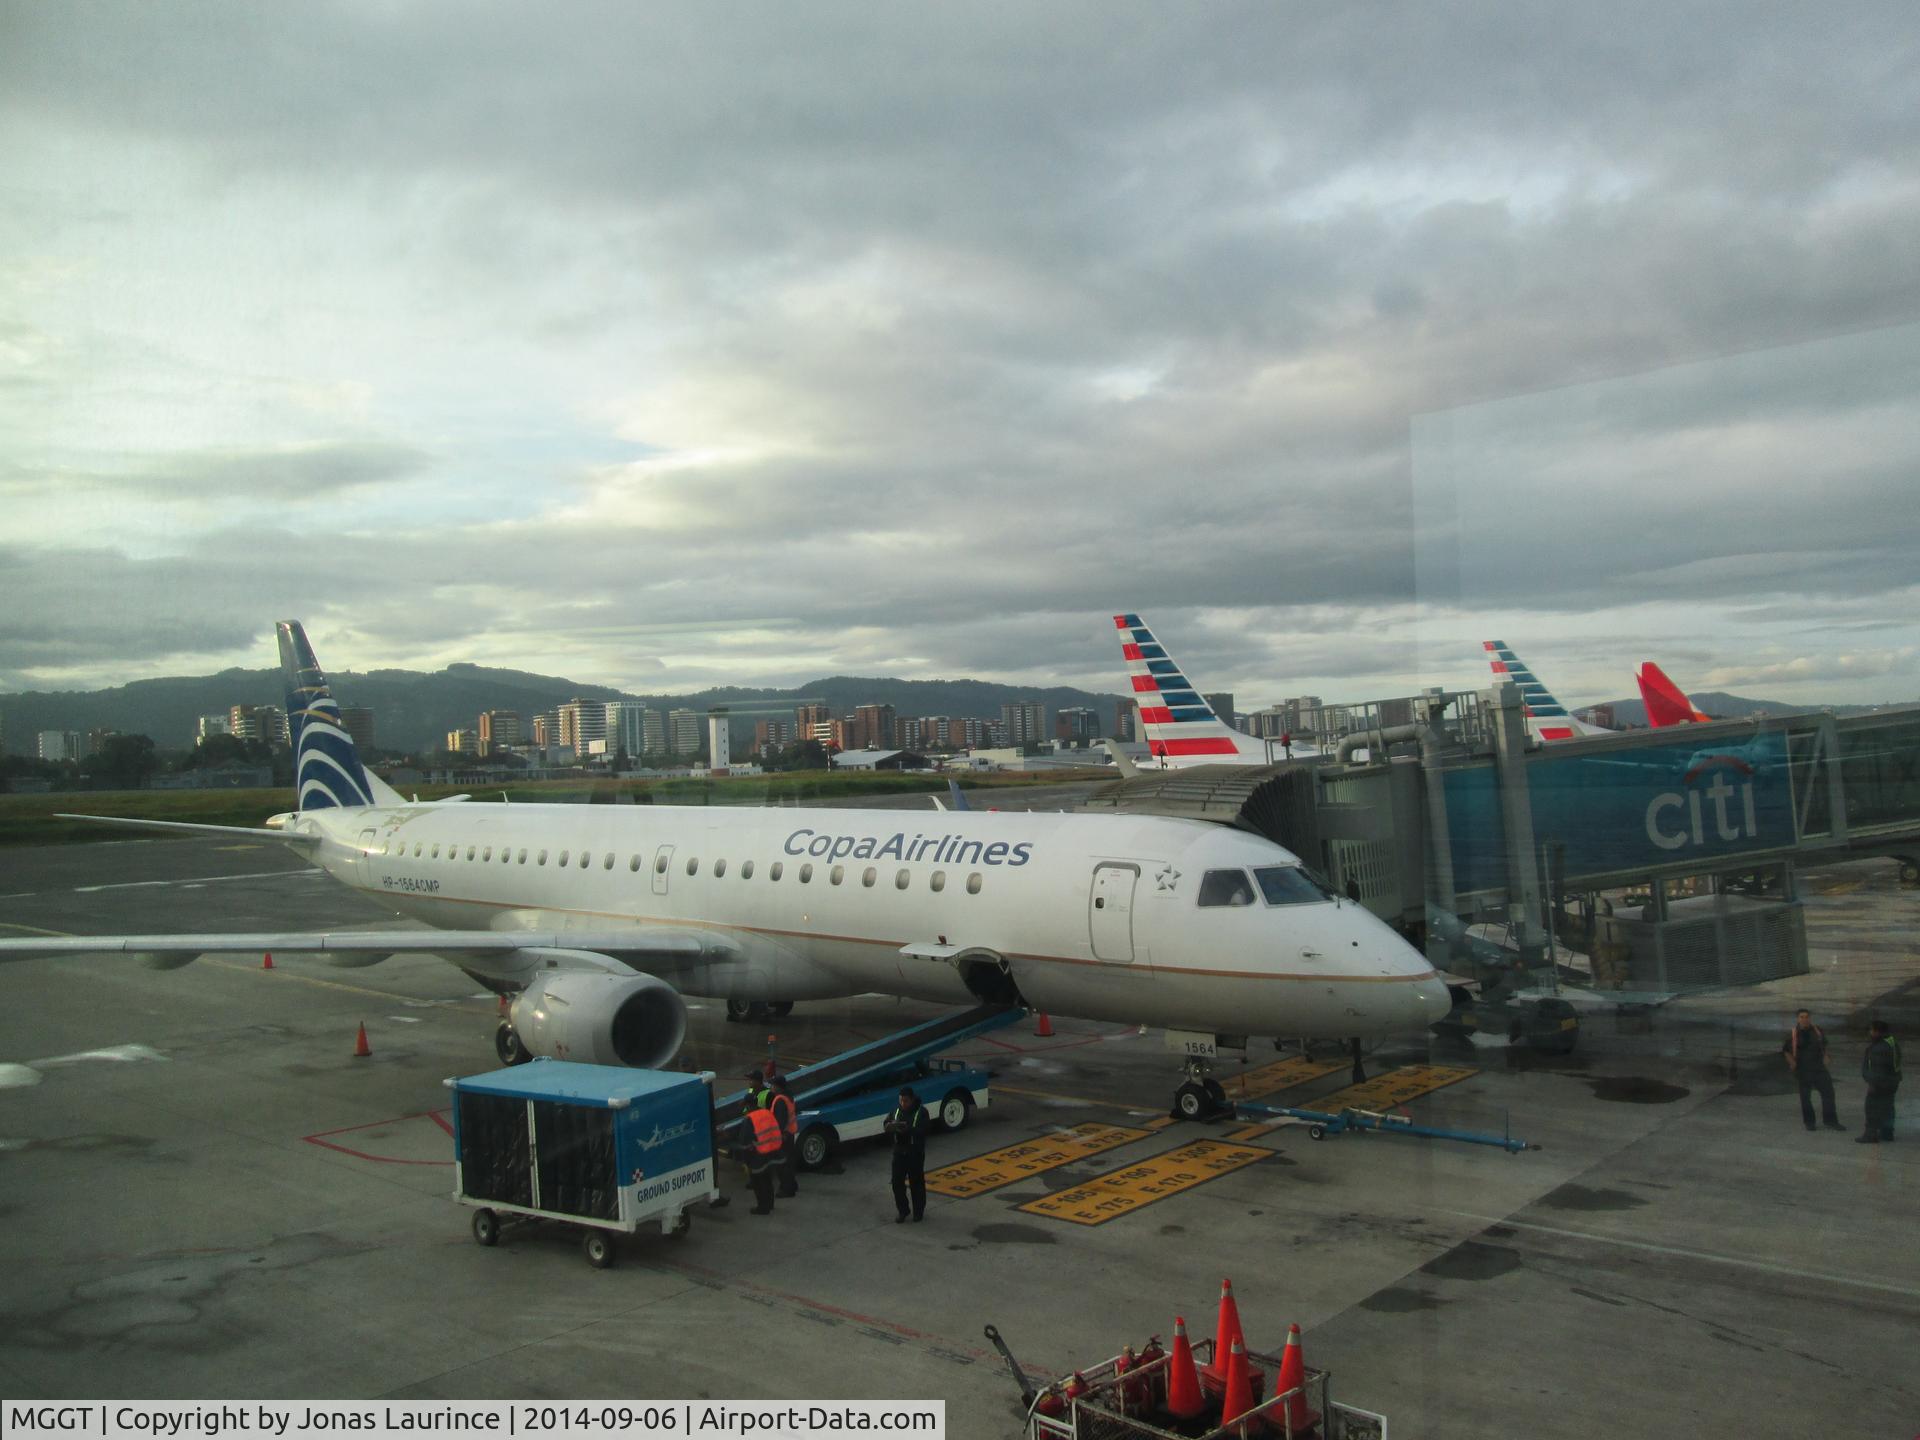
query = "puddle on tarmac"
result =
(1418, 1241, 1522, 1281)
(1587, 1077, 1689, 1104)
(1360, 1287, 1446, 1313)
(1540, 1183, 1649, 1212)
(971, 1224, 1057, 1245)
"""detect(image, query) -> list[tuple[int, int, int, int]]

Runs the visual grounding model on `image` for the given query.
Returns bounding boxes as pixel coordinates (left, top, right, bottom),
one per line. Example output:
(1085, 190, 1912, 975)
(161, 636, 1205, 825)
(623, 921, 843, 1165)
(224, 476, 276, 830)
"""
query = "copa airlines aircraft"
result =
(1115, 614, 1313, 766)
(0, 623, 1446, 1083)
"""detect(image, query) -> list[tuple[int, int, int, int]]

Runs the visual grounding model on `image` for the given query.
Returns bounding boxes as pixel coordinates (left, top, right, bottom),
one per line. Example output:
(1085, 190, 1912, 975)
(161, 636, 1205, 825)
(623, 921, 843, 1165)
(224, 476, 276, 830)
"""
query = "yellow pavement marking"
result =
(1143, 1115, 1179, 1131)
(1226, 1118, 1291, 1142)
(924, 1121, 1152, 1198)
(1016, 1140, 1270, 1226)
(1305, 1065, 1478, 1114)
(1815, 878, 1863, 896)
(1220, 1055, 1349, 1100)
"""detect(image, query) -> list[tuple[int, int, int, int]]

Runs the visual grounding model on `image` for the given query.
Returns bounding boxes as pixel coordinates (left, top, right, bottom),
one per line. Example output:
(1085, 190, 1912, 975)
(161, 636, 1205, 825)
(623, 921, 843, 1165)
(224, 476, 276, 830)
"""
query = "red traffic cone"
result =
(1165, 1317, 1203, 1420)
(1219, 1338, 1256, 1432)
(261, 951, 274, 969)
(1205, 1277, 1247, 1381)
(1274, 1323, 1320, 1435)
(353, 1023, 371, 1058)
(1035, 1012, 1054, 1037)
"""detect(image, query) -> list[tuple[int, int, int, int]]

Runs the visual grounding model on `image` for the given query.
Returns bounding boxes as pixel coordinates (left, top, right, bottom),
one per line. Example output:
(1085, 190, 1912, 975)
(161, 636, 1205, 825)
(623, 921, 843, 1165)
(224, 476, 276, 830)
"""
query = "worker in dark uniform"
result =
(736, 1077, 785, 1213)
(884, 1085, 929, 1223)
(766, 1074, 800, 1197)
(1859, 1020, 1901, 1144)
(1782, 1009, 1844, 1132)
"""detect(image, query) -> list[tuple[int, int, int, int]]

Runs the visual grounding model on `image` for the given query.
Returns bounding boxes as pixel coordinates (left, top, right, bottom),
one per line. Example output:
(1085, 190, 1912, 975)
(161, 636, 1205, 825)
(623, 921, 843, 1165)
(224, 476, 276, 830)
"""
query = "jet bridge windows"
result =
(1197, 869, 1258, 907)
(1252, 865, 1337, 906)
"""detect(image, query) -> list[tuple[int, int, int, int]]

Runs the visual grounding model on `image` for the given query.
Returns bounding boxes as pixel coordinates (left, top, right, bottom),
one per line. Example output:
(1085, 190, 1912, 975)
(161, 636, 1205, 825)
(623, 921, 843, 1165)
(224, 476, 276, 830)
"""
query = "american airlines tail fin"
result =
(1636, 661, 1712, 727)
(1482, 640, 1610, 743)
(1114, 614, 1271, 765)
(276, 620, 402, 811)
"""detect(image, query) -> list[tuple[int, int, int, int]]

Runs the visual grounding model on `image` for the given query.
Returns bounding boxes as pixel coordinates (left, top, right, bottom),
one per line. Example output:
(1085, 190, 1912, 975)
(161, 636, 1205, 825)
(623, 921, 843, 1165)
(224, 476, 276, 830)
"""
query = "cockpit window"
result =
(1254, 865, 1338, 906)
(1198, 869, 1258, 907)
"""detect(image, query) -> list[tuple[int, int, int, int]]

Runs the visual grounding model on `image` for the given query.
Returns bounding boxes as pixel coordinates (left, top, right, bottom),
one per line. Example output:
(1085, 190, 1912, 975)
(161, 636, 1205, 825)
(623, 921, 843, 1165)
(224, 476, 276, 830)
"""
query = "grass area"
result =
(0, 770, 1074, 846)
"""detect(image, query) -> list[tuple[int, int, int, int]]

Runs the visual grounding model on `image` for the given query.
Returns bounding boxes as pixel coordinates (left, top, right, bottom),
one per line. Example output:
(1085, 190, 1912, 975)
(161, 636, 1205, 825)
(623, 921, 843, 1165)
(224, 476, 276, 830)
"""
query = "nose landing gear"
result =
(1170, 1057, 1233, 1122)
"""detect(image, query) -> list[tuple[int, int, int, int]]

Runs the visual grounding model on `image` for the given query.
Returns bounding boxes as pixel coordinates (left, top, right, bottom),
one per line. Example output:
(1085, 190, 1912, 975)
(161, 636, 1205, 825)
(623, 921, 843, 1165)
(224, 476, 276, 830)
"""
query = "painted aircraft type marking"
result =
(1016, 1140, 1269, 1226)
(924, 1121, 1151, 1198)
(1303, 1064, 1478, 1114)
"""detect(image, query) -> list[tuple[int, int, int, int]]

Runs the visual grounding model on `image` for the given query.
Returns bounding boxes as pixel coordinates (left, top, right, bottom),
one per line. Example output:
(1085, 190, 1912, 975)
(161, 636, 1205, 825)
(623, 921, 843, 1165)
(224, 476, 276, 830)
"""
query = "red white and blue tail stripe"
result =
(1483, 641, 1609, 743)
(1116, 614, 1269, 763)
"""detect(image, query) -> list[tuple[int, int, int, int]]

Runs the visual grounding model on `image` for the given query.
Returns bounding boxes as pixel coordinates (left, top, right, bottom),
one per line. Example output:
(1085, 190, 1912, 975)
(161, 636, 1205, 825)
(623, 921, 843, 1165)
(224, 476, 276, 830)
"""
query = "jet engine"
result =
(508, 968, 688, 1069)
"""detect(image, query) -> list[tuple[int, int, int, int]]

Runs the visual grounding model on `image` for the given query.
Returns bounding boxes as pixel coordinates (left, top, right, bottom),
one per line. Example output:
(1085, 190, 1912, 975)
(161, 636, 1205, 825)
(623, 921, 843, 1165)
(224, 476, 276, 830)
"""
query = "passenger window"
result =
(769, 862, 783, 881)
(482, 847, 492, 862)
(466, 846, 476, 861)
(895, 869, 910, 889)
(431, 844, 441, 859)
(862, 867, 876, 887)
(686, 857, 699, 876)
(930, 871, 946, 892)
(741, 860, 755, 879)
(603, 852, 614, 870)
(537, 850, 548, 866)
(966, 873, 983, 894)
(655, 853, 669, 874)
(517, 849, 527, 864)
(415, 842, 424, 857)
(502, 848, 511, 863)
(578, 850, 590, 869)
(799, 863, 813, 883)
(1198, 869, 1258, 907)
(830, 865, 845, 885)
(629, 854, 641, 872)
(558, 850, 570, 868)
(1253, 865, 1338, 906)
(714, 859, 728, 878)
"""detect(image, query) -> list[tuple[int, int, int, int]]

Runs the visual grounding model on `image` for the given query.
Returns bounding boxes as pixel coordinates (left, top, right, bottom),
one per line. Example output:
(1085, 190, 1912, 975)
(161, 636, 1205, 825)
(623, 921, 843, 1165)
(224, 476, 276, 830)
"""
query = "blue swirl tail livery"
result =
(278, 620, 401, 811)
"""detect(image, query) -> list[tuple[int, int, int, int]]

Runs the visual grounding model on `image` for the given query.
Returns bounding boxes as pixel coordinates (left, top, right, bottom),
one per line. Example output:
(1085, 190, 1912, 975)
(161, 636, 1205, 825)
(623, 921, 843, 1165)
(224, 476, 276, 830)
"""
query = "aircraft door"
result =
(357, 829, 378, 888)
(652, 845, 674, 896)
(1089, 863, 1140, 962)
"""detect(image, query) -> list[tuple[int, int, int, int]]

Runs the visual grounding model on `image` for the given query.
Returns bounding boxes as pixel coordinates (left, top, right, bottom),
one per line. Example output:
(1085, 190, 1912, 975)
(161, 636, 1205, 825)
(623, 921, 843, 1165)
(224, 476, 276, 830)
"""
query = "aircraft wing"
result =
(0, 927, 733, 973)
(51, 813, 323, 845)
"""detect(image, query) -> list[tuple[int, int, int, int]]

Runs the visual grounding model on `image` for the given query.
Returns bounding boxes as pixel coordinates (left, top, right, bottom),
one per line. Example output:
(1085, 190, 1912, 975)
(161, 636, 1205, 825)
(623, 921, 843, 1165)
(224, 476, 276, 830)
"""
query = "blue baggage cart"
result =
(447, 1061, 720, 1267)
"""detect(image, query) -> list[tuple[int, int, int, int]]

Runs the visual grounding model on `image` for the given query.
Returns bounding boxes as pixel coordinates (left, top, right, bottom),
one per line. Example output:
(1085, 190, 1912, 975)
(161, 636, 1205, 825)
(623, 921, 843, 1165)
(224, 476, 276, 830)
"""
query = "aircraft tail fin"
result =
(1114, 614, 1267, 763)
(1637, 661, 1712, 727)
(1483, 640, 1606, 742)
(276, 620, 401, 811)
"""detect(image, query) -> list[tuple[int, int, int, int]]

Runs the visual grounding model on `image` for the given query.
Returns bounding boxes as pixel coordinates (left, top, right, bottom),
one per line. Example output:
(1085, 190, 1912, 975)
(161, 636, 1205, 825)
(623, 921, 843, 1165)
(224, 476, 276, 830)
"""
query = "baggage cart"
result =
(448, 1061, 719, 1267)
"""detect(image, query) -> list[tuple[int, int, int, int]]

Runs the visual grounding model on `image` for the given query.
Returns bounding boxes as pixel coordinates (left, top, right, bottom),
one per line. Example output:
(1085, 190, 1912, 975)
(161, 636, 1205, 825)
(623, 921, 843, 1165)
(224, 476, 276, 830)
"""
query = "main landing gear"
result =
(1170, 1057, 1232, 1122)
(725, 999, 795, 1023)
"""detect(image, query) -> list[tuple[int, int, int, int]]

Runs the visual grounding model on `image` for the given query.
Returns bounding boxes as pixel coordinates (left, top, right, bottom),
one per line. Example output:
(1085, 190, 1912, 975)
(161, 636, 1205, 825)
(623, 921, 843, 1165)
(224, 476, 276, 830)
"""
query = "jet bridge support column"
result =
(1489, 685, 1548, 964)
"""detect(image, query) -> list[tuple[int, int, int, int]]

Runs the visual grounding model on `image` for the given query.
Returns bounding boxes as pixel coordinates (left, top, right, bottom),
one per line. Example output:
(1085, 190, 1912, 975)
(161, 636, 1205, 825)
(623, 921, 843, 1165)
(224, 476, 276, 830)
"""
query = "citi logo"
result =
(1645, 767, 1761, 851)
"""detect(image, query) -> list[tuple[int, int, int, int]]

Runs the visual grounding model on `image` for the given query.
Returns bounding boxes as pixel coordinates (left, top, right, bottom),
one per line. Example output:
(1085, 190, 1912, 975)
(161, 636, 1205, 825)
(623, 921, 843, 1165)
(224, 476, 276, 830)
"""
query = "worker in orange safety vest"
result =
(736, 1071, 784, 1215)
(764, 1074, 800, 1198)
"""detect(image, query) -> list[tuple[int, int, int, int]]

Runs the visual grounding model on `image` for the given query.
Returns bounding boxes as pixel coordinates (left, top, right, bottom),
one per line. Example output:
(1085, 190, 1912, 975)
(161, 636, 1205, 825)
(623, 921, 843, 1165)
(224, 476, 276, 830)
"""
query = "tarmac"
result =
(1, 830, 1915, 1438)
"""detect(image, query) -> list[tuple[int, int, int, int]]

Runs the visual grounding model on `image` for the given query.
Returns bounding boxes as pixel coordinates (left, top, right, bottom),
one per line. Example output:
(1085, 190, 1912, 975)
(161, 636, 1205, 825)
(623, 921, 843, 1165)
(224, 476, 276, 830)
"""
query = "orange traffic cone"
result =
(1205, 1277, 1247, 1382)
(1219, 1338, 1256, 1433)
(353, 1023, 372, 1058)
(261, 951, 273, 969)
(1165, 1317, 1203, 1420)
(1274, 1323, 1320, 1435)
(1035, 1012, 1054, 1037)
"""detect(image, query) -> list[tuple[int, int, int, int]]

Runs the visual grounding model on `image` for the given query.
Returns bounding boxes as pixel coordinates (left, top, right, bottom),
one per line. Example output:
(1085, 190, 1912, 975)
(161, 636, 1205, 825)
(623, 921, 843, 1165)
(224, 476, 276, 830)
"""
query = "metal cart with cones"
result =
(988, 1326, 1388, 1440)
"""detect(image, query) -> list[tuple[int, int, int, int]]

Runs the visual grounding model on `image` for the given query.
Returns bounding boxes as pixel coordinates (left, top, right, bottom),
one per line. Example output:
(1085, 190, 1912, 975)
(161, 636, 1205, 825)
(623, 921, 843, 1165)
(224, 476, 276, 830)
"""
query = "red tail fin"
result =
(1637, 662, 1711, 727)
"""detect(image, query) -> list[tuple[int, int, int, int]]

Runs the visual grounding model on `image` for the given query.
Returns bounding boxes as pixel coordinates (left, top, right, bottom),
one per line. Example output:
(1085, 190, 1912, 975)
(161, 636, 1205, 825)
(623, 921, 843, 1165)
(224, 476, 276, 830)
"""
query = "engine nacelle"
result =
(509, 968, 688, 1069)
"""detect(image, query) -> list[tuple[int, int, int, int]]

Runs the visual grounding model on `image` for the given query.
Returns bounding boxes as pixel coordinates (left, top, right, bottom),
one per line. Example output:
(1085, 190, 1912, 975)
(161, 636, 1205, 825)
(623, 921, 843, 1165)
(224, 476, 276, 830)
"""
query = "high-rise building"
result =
(195, 714, 231, 746)
(86, 727, 122, 757)
(37, 730, 83, 762)
(446, 728, 480, 754)
(229, 704, 289, 745)
(642, 708, 666, 755)
(852, 704, 896, 752)
(794, 703, 832, 734)
(668, 708, 701, 755)
(558, 699, 608, 754)
(477, 710, 520, 753)
(1204, 693, 1236, 728)
(754, 718, 795, 755)
(1114, 701, 1136, 742)
(530, 711, 558, 747)
(334, 706, 374, 753)
(1054, 707, 1101, 745)
(603, 702, 651, 757)
(707, 713, 730, 770)
(999, 701, 1046, 747)
(960, 716, 993, 748)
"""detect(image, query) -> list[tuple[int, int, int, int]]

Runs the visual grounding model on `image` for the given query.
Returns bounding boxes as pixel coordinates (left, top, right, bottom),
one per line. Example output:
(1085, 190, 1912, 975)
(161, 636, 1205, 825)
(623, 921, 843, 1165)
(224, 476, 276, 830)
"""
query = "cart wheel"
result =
(668, 1211, 692, 1242)
(471, 1209, 500, 1246)
(1308, 1125, 1327, 1141)
(938, 1090, 971, 1131)
(797, 1124, 836, 1170)
(1174, 1082, 1211, 1121)
(582, 1231, 615, 1268)
(767, 1000, 794, 1017)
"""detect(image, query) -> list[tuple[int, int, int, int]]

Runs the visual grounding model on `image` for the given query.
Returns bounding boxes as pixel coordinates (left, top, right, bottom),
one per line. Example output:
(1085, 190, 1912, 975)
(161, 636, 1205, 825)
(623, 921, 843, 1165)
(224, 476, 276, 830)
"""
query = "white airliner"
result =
(1114, 614, 1314, 766)
(0, 623, 1446, 1095)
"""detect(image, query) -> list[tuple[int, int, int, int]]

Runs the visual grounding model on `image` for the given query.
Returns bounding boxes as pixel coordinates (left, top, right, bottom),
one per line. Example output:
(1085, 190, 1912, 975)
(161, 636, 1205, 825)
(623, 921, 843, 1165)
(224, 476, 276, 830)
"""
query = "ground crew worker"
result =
(736, 1076, 785, 1213)
(1859, 1020, 1901, 1144)
(884, 1085, 929, 1223)
(1782, 1009, 1844, 1132)
(766, 1074, 800, 1197)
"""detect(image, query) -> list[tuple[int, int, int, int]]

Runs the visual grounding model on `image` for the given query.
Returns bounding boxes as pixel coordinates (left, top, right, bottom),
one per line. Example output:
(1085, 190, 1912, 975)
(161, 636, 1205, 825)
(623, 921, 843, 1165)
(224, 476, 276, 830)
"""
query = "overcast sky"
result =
(4, 3, 1918, 712)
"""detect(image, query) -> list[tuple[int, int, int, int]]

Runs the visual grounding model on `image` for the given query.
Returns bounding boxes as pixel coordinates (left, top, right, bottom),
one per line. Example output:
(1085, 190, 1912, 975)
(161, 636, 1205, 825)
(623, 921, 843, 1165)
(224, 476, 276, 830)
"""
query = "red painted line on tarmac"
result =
(301, 1109, 454, 1166)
